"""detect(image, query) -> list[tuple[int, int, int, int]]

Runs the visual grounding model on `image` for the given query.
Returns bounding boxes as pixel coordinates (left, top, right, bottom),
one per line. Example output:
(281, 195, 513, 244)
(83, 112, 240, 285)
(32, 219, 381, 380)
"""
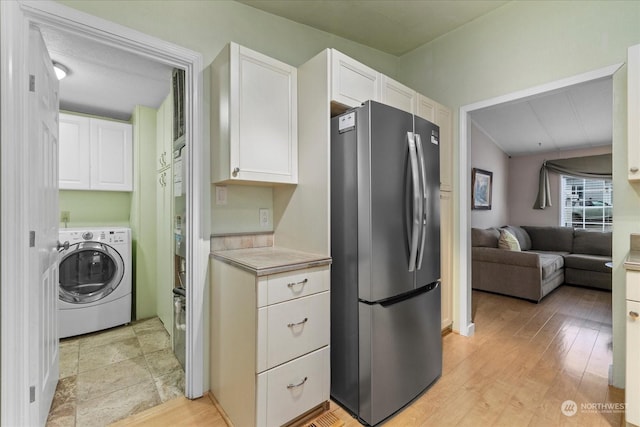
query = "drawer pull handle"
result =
(287, 317, 308, 328)
(287, 278, 308, 289)
(287, 376, 308, 389)
(631, 167, 639, 173)
(631, 311, 639, 320)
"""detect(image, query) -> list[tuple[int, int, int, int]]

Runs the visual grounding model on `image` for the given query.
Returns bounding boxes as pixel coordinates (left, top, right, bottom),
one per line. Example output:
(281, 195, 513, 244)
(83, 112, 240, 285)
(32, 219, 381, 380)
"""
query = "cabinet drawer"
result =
(257, 292, 329, 372)
(628, 270, 640, 302)
(256, 347, 329, 427)
(258, 266, 329, 307)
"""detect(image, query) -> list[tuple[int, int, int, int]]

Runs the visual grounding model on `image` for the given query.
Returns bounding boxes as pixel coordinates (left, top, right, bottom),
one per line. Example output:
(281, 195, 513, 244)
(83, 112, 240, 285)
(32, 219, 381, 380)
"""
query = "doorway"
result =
(1, 2, 207, 425)
(457, 63, 622, 381)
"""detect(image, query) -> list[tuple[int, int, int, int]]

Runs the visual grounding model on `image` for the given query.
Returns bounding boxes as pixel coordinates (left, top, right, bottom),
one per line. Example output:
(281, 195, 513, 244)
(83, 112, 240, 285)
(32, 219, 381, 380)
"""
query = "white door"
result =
(28, 27, 60, 425)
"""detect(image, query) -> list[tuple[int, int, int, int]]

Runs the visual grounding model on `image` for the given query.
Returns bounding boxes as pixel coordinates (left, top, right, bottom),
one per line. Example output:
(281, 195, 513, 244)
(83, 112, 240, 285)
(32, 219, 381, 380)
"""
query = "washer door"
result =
(59, 241, 124, 304)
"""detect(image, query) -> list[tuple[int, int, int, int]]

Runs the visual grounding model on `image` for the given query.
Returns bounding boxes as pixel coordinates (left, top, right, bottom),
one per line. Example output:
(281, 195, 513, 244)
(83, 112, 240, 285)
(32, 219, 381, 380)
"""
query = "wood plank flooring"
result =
(113, 285, 624, 427)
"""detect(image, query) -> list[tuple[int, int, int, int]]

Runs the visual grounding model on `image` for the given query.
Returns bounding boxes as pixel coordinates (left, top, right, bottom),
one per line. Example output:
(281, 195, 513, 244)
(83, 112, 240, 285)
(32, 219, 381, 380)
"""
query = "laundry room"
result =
(42, 24, 188, 422)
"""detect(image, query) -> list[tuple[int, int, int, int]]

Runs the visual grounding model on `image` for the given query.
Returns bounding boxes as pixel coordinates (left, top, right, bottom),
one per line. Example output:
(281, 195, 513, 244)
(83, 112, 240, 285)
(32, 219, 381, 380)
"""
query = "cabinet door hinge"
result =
(29, 75, 35, 92)
(29, 231, 35, 248)
(29, 385, 35, 403)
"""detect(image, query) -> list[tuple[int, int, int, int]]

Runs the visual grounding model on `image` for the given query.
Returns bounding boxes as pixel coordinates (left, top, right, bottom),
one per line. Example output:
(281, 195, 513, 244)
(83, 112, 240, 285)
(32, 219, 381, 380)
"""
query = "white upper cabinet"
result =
(436, 103, 453, 192)
(59, 113, 132, 191)
(211, 43, 298, 185)
(629, 44, 640, 181)
(59, 114, 91, 190)
(330, 49, 381, 108)
(380, 76, 417, 114)
(416, 94, 437, 123)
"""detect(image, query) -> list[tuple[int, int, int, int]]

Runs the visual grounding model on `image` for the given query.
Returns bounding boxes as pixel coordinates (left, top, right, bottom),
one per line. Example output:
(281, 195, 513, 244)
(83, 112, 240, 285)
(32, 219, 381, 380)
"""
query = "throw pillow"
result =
(498, 229, 521, 251)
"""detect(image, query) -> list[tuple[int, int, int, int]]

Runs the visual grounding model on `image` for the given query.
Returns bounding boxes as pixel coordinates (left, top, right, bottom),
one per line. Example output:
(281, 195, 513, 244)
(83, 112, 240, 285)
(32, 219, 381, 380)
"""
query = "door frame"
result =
(456, 63, 622, 336)
(1, 1, 207, 423)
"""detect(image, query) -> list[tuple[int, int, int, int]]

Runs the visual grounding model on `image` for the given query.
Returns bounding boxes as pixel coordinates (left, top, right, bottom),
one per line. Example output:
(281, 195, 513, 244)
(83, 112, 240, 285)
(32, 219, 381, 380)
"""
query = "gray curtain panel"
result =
(533, 153, 612, 209)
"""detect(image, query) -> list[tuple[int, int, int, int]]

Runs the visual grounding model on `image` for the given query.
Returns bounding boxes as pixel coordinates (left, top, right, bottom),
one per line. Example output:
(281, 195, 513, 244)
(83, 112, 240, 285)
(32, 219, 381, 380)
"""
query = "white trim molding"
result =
(457, 62, 623, 339)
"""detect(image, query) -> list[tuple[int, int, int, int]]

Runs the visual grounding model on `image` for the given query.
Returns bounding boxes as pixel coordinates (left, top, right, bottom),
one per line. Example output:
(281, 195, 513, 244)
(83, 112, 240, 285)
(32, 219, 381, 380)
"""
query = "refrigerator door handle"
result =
(407, 132, 421, 272)
(414, 134, 428, 270)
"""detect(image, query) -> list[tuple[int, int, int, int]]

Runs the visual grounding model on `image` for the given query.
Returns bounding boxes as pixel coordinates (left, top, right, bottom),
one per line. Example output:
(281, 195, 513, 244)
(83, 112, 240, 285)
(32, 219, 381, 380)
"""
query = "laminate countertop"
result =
(212, 246, 331, 276)
(624, 251, 640, 271)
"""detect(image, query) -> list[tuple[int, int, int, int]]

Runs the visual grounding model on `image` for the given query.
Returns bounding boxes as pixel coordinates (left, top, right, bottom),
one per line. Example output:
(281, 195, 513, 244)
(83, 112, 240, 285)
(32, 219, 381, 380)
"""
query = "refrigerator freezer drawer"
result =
(358, 284, 442, 426)
(258, 266, 330, 307)
(256, 346, 330, 427)
(257, 291, 330, 372)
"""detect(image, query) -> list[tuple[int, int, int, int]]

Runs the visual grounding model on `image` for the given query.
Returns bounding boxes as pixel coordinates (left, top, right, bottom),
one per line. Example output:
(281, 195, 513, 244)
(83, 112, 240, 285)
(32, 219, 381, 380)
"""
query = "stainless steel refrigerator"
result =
(330, 101, 442, 426)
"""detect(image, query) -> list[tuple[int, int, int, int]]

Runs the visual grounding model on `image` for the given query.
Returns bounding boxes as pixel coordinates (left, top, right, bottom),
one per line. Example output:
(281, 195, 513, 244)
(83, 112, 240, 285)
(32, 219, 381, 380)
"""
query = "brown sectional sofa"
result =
(472, 225, 612, 302)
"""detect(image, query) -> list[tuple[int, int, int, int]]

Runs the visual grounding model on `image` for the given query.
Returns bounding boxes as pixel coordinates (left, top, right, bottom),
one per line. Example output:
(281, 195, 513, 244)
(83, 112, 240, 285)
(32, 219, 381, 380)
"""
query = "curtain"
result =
(533, 153, 612, 209)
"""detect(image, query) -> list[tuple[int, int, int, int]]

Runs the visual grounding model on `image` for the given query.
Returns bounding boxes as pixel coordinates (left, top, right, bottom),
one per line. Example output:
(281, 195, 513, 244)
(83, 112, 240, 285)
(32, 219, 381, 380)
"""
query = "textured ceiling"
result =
(236, 0, 509, 55)
(470, 78, 613, 156)
(40, 26, 173, 121)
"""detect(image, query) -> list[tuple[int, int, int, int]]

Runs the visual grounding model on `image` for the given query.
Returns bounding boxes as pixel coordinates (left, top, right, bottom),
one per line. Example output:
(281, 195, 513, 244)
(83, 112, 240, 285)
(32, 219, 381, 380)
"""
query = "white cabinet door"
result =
(380, 76, 416, 114)
(330, 49, 380, 108)
(416, 94, 436, 123)
(59, 113, 90, 190)
(211, 43, 298, 185)
(90, 118, 133, 191)
(629, 44, 640, 180)
(440, 191, 453, 330)
(436, 104, 453, 191)
(627, 299, 640, 425)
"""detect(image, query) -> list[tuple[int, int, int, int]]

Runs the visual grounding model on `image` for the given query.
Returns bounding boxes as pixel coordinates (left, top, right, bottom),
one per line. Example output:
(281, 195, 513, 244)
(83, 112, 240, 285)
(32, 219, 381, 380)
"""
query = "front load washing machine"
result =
(58, 227, 132, 338)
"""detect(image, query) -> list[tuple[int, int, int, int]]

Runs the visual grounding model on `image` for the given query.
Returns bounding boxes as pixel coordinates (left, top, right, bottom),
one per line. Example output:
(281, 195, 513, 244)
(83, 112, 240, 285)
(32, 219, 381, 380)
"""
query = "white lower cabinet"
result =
(627, 270, 640, 426)
(210, 259, 330, 427)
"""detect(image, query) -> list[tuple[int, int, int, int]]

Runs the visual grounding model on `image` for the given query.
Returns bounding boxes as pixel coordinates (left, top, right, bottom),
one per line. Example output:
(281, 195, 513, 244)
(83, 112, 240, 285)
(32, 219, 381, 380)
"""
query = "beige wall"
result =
(508, 145, 613, 227)
(470, 122, 509, 229)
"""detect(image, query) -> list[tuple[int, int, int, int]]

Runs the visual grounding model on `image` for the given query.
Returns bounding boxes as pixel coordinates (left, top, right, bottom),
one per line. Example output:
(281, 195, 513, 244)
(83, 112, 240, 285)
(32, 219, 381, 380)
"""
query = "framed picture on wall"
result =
(472, 168, 493, 210)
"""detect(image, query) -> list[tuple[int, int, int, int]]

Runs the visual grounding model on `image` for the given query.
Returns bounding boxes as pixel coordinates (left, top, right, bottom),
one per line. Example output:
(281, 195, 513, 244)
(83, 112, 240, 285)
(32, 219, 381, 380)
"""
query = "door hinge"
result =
(29, 385, 35, 403)
(29, 231, 35, 248)
(29, 75, 35, 92)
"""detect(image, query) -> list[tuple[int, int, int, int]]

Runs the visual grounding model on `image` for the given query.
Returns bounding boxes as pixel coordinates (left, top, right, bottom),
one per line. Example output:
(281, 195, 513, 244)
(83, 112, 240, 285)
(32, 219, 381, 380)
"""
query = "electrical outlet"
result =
(259, 208, 269, 227)
(60, 211, 70, 223)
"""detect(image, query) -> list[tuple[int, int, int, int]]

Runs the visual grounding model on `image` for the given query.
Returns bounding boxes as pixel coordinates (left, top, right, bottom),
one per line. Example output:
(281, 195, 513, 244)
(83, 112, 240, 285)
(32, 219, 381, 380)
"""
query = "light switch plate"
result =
(259, 208, 269, 227)
(215, 186, 227, 205)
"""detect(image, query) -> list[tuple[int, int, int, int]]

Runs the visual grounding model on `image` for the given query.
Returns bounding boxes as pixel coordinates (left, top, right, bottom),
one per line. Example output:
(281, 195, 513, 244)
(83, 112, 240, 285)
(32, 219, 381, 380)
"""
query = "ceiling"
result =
(470, 77, 613, 156)
(40, 26, 173, 121)
(236, 0, 509, 56)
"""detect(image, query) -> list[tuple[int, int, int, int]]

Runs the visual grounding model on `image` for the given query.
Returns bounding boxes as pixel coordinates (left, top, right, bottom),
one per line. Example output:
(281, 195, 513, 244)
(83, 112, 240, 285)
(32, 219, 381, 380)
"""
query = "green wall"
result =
(397, 0, 640, 388)
(130, 105, 158, 320)
(59, 190, 131, 227)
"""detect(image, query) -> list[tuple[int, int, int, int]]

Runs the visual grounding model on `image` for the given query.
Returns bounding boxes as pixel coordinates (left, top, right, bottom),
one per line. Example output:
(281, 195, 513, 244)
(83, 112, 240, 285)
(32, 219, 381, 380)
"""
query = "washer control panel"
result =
(61, 229, 129, 244)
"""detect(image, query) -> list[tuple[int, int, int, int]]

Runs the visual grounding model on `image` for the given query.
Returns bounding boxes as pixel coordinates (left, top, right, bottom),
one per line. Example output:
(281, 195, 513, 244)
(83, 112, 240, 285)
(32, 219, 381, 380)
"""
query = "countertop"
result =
(212, 246, 331, 276)
(625, 251, 640, 271)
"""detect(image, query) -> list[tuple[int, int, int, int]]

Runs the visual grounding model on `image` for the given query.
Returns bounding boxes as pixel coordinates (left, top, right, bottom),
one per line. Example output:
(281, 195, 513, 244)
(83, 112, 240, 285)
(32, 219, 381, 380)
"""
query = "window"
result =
(561, 176, 612, 231)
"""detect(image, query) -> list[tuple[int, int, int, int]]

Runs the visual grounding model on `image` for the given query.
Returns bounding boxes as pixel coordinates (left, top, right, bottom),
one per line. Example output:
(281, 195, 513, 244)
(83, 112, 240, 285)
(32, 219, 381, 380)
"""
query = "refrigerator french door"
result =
(331, 101, 442, 426)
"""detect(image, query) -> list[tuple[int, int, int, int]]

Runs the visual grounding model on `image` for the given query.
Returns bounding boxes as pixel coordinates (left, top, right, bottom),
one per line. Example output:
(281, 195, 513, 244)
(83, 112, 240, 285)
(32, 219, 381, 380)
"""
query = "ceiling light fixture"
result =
(52, 61, 69, 80)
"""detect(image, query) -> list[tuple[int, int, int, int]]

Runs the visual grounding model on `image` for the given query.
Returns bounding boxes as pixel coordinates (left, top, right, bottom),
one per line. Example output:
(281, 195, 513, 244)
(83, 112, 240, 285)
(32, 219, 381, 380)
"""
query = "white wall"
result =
(470, 122, 509, 228)
(508, 145, 612, 226)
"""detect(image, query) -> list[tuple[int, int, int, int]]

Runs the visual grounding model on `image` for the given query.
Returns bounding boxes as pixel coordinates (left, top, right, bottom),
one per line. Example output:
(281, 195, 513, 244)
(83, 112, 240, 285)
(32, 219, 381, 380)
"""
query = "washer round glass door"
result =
(59, 241, 124, 304)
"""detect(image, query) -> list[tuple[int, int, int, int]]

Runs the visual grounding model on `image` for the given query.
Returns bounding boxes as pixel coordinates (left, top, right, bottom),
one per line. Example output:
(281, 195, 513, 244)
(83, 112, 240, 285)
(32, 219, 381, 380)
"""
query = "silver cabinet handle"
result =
(57, 240, 69, 252)
(631, 167, 639, 173)
(630, 311, 639, 320)
(232, 167, 240, 177)
(287, 317, 308, 328)
(286, 376, 308, 389)
(287, 278, 308, 289)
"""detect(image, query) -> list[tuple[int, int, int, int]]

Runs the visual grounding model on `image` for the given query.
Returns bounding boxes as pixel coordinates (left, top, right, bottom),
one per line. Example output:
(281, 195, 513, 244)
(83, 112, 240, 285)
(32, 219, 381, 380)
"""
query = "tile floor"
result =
(46, 317, 185, 427)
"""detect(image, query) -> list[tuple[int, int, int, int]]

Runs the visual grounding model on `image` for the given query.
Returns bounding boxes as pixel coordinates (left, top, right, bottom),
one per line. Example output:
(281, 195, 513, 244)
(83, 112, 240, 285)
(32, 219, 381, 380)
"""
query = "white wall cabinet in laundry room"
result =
(59, 112, 133, 191)
(210, 42, 298, 185)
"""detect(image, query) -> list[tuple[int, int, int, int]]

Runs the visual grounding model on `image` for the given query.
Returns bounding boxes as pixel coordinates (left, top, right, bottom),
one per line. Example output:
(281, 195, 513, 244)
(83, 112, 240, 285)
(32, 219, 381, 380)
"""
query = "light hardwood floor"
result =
(114, 286, 624, 427)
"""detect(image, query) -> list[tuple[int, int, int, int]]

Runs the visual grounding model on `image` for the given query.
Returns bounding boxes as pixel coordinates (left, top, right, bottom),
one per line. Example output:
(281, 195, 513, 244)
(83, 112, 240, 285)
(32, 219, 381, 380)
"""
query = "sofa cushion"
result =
(502, 225, 532, 251)
(572, 229, 612, 256)
(498, 229, 521, 251)
(538, 253, 564, 280)
(564, 254, 612, 273)
(522, 226, 574, 252)
(472, 227, 500, 248)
